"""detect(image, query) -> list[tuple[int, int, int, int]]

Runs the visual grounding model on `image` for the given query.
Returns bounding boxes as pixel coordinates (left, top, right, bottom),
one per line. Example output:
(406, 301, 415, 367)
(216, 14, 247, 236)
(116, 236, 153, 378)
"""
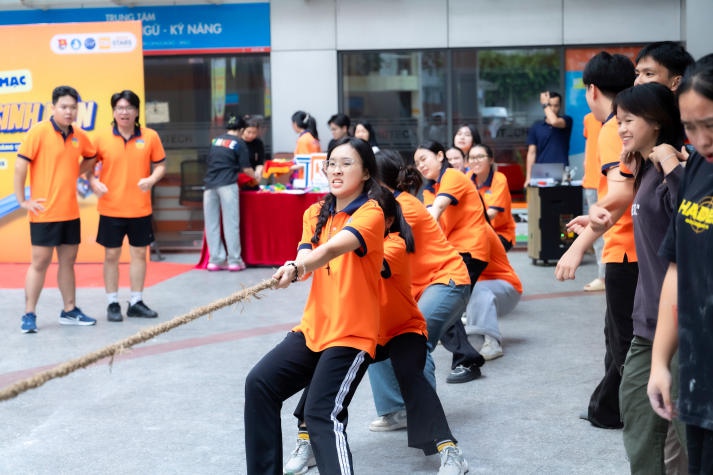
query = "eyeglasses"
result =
(468, 154, 490, 162)
(114, 106, 137, 113)
(323, 160, 356, 172)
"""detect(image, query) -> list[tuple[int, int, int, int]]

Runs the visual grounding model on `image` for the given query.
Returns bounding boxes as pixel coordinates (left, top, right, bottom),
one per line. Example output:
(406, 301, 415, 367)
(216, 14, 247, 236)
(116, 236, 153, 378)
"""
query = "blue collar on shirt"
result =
(50, 116, 73, 138)
(112, 125, 142, 140)
(424, 165, 449, 193)
(328, 192, 369, 216)
(602, 112, 615, 125)
(471, 167, 494, 189)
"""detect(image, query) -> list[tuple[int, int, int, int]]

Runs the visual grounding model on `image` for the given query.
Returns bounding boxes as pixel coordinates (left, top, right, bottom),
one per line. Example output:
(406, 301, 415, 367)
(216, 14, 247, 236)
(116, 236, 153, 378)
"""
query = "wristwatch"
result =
(542, 103, 548, 109)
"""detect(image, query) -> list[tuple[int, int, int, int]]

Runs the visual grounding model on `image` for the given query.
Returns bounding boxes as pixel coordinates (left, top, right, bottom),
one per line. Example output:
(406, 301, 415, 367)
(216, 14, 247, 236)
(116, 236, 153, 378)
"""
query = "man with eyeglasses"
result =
(88, 90, 166, 322)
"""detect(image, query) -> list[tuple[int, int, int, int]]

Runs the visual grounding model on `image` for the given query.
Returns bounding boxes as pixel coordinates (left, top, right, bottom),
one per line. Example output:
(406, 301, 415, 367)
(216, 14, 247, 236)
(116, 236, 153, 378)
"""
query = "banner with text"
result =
(0, 3, 270, 55)
(0, 21, 144, 263)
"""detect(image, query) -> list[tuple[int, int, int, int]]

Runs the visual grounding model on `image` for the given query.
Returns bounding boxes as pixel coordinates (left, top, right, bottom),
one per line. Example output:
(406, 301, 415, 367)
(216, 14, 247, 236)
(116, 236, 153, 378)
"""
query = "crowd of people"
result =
(555, 43, 713, 475)
(243, 110, 525, 473)
(13, 41, 713, 475)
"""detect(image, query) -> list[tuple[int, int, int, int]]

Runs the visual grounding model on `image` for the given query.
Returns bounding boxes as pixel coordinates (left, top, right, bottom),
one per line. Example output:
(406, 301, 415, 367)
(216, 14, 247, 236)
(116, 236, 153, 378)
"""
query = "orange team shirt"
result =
(17, 118, 96, 223)
(295, 131, 321, 155)
(422, 167, 490, 262)
(395, 190, 470, 300)
(597, 116, 637, 263)
(93, 126, 166, 218)
(293, 195, 385, 357)
(377, 233, 428, 347)
(480, 226, 523, 293)
(582, 112, 604, 190)
(467, 168, 516, 245)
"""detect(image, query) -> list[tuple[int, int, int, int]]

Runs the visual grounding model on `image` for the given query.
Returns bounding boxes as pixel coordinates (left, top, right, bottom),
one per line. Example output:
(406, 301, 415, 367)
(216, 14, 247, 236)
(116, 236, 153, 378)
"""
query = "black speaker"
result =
(527, 185, 583, 265)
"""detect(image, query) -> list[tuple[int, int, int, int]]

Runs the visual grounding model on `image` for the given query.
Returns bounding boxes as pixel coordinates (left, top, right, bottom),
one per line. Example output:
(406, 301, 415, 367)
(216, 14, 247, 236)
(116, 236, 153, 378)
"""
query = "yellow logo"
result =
(679, 196, 713, 233)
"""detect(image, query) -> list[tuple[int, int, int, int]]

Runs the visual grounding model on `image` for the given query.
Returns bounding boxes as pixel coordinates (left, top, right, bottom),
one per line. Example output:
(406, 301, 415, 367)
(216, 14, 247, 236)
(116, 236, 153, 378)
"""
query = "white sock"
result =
(130, 292, 142, 306)
(106, 292, 119, 304)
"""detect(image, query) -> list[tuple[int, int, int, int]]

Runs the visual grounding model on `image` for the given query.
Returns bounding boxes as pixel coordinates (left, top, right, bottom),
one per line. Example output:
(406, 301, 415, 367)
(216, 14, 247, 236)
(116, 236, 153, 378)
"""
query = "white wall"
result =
(684, 0, 713, 59)
(270, 0, 338, 153)
(267, 0, 709, 154)
(449, 0, 564, 47)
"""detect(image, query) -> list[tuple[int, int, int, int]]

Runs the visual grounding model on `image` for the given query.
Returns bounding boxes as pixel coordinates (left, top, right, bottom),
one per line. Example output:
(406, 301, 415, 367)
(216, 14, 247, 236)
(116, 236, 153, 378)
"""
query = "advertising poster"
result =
(0, 21, 144, 263)
(564, 46, 642, 177)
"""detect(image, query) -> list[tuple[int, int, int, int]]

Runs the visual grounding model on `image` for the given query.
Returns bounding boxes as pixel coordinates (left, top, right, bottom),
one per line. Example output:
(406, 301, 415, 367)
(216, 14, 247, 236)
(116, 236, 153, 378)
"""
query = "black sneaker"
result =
(107, 302, 123, 322)
(446, 364, 481, 384)
(126, 301, 158, 318)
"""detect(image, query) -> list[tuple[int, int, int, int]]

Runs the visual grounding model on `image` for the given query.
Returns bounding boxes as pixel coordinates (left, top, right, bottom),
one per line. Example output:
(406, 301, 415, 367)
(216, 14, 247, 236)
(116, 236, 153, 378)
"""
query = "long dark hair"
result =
(311, 137, 383, 244)
(292, 110, 319, 140)
(374, 185, 415, 253)
(375, 149, 422, 196)
(453, 123, 482, 150)
(416, 140, 449, 189)
(613, 83, 683, 189)
(355, 120, 379, 147)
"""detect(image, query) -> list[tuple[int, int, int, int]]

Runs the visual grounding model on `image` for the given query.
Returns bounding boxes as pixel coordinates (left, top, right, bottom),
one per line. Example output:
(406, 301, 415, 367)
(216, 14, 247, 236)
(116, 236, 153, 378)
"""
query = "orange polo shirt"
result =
(294, 195, 384, 357)
(295, 131, 321, 155)
(17, 118, 96, 223)
(468, 168, 516, 245)
(377, 233, 428, 346)
(93, 126, 166, 218)
(395, 191, 471, 300)
(480, 226, 523, 293)
(598, 117, 637, 263)
(422, 167, 490, 262)
(582, 112, 604, 190)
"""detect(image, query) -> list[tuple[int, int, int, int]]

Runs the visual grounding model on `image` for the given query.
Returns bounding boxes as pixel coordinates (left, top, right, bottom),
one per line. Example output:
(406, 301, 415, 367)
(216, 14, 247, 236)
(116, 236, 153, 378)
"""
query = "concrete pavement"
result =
(0, 249, 629, 474)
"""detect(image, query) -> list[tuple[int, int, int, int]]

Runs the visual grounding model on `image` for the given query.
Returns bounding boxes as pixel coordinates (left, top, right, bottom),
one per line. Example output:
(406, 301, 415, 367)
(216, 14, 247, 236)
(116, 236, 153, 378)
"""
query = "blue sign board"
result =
(0, 3, 270, 54)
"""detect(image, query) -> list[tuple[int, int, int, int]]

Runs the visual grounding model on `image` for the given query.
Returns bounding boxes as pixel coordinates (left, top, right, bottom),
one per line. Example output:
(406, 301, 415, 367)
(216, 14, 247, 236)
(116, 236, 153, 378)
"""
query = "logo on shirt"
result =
(71, 137, 79, 148)
(135, 139, 145, 149)
(631, 203, 640, 216)
(679, 196, 713, 233)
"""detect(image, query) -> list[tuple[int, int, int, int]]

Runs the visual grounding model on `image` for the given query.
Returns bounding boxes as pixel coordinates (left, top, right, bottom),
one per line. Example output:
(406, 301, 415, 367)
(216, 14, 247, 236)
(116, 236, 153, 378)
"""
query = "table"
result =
(196, 191, 326, 268)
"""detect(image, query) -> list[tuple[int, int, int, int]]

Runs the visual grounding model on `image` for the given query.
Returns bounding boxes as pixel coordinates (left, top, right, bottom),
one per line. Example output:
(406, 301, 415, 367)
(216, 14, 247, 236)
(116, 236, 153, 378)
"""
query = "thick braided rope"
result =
(0, 277, 277, 402)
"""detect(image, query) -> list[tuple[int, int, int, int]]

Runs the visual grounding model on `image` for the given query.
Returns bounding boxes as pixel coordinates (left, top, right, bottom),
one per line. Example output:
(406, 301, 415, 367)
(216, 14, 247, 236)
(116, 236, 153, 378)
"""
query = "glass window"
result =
(144, 54, 270, 246)
(340, 47, 562, 194)
(474, 48, 561, 193)
(145, 54, 271, 162)
(341, 50, 447, 154)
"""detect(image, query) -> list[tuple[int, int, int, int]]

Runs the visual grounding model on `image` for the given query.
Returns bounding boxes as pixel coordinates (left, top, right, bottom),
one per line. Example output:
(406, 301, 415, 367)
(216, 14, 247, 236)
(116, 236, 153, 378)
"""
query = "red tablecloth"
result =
(196, 191, 326, 268)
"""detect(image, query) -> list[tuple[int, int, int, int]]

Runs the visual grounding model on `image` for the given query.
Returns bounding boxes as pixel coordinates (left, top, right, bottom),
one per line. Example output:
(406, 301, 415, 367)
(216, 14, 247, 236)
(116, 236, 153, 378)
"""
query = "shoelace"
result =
(441, 446, 460, 466)
(292, 439, 310, 456)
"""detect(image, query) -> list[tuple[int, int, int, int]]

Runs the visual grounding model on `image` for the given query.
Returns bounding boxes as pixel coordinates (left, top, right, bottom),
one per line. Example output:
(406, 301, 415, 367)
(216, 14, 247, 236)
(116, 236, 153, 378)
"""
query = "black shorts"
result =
(96, 215, 154, 248)
(30, 219, 81, 246)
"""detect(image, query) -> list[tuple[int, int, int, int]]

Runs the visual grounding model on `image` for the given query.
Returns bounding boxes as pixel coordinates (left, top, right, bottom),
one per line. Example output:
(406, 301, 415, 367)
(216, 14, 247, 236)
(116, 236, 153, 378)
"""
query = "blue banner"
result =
(0, 3, 270, 54)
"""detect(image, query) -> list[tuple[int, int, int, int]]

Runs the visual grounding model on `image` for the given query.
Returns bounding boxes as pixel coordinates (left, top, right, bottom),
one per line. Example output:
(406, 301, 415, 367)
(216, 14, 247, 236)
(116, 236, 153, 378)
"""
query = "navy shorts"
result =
(30, 219, 81, 246)
(96, 215, 154, 248)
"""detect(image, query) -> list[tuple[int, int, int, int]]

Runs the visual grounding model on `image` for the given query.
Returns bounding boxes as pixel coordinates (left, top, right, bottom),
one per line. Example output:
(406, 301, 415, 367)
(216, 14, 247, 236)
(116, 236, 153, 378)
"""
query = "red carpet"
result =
(0, 261, 195, 289)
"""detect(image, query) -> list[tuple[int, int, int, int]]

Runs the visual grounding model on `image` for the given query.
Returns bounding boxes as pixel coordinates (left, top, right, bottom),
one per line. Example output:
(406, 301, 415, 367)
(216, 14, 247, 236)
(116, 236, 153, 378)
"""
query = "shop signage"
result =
(0, 2, 270, 55)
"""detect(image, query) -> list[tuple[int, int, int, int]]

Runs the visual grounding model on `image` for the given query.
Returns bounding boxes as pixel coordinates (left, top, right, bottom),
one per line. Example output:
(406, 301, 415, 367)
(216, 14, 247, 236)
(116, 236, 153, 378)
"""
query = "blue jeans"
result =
(203, 183, 243, 266)
(368, 281, 470, 415)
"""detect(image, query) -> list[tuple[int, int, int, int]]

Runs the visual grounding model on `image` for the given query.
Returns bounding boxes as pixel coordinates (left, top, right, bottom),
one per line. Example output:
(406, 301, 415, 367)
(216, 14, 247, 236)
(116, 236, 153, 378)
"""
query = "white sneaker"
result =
(368, 409, 407, 432)
(283, 437, 316, 475)
(438, 445, 469, 475)
(480, 335, 503, 361)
